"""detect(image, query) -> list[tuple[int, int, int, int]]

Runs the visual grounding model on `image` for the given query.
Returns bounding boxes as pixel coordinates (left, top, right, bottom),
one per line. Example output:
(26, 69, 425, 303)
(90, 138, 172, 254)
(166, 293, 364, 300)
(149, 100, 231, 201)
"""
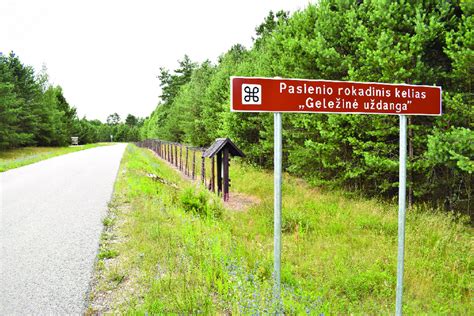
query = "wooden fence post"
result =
(217, 152, 222, 196)
(201, 152, 205, 185)
(175, 144, 178, 167)
(192, 150, 196, 180)
(179, 145, 183, 171)
(223, 147, 230, 201)
(170, 144, 173, 164)
(211, 157, 215, 192)
(185, 147, 189, 176)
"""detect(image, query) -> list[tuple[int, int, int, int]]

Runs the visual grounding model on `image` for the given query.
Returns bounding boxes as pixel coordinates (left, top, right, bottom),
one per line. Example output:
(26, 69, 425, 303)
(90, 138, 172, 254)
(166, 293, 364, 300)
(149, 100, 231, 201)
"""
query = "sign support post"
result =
(231, 77, 441, 315)
(274, 112, 282, 311)
(396, 115, 407, 315)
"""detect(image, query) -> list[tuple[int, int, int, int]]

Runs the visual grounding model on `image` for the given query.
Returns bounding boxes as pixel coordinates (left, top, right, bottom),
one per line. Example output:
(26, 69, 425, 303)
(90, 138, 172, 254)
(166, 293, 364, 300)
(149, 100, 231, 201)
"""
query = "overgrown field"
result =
(88, 144, 472, 314)
(0, 143, 110, 172)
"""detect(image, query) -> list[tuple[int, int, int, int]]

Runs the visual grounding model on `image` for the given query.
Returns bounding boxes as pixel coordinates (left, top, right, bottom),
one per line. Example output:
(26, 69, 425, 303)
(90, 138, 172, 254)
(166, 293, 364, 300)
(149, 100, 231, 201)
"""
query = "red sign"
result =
(231, 77, 442, 115)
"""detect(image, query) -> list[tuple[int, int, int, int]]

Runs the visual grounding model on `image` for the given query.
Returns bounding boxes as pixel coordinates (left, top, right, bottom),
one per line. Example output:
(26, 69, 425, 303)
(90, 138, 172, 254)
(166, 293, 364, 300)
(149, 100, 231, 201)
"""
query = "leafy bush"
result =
(180, 187, 223, 219)
(282, 210, 313, 234)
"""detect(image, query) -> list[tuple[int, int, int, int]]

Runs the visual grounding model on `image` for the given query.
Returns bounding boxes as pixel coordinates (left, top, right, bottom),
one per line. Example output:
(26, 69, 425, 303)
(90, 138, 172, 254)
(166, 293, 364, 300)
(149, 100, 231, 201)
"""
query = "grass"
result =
(87, 144, 473, 314)
(0, 143, 112, 172)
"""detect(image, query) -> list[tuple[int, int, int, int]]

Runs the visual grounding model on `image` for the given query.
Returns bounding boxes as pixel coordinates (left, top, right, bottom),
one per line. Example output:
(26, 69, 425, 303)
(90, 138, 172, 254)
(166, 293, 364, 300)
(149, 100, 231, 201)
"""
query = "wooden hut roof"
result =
(202, 138, 245, 158)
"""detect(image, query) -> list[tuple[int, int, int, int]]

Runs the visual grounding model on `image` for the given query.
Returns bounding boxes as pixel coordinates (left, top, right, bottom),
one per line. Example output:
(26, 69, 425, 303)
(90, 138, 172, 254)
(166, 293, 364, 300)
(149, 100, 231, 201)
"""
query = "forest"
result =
(140, 0, 473, 215)
(0, 52, 142, 148)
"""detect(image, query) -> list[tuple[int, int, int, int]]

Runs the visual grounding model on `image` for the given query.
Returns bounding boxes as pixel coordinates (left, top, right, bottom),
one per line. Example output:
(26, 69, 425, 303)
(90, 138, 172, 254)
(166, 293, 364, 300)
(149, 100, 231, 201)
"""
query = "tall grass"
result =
(88, 144, 472, 314)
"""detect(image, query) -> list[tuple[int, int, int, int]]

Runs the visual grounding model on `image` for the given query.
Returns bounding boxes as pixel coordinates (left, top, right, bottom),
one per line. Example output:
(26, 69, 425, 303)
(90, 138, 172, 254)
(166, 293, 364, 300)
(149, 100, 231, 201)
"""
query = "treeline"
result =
(142, 0, 472, 214)
(0, 52, 142, 149)
(76, 112, 143, 144)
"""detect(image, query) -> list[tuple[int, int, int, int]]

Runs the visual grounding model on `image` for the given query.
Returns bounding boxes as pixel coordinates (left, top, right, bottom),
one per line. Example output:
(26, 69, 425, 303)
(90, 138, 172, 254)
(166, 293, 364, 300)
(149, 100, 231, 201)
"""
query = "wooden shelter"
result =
(202, 138, 245, 201)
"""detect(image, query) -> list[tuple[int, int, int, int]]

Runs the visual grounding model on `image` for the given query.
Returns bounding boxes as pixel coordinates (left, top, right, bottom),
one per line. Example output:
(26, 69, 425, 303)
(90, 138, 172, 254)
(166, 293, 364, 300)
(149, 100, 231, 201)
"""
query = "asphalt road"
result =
(0, 143, 127, 314)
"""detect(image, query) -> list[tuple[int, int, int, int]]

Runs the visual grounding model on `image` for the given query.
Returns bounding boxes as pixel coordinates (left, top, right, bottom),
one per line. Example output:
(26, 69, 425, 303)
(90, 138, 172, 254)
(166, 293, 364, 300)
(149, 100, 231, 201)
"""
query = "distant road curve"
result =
(0, 143, 127, 314)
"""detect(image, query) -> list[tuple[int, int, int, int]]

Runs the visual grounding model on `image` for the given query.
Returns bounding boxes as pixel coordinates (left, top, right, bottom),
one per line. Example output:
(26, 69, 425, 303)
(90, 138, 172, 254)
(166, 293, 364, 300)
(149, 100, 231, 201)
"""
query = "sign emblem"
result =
(241, 84, 262, 105)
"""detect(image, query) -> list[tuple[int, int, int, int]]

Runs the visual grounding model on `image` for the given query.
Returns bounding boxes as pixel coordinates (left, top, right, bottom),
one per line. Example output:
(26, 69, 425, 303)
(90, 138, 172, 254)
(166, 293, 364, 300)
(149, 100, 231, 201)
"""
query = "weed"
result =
(98, 248, 119, 260)
(108, 269, 126, 286)
(282, 210, 313, 234)
(180, 187, 208, 214)
(180, 187, 223, 219)
(102, 216, 114, 228)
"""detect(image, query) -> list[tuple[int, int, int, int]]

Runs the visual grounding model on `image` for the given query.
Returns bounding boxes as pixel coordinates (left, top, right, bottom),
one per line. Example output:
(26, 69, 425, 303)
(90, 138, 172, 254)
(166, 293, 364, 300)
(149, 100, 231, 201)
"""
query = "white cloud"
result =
(0, 0, 311, 121)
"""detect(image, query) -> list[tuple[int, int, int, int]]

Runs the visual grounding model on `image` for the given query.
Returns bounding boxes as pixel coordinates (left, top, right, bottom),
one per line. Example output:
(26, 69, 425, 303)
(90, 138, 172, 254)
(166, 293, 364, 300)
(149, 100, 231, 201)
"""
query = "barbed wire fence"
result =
(136, 139, 217, 193)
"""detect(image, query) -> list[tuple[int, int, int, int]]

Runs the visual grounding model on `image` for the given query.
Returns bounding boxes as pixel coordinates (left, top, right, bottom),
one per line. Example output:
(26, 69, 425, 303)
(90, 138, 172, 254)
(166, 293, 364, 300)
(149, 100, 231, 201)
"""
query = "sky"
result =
(0, 0, 311, 122)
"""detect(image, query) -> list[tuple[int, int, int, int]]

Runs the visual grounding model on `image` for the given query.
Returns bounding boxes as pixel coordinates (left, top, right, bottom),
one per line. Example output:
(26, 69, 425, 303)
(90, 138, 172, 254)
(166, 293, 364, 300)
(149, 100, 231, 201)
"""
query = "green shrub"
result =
(282, 211, 313, 234)
(98, 248, 119, 260)
(180, 187, 222, 219)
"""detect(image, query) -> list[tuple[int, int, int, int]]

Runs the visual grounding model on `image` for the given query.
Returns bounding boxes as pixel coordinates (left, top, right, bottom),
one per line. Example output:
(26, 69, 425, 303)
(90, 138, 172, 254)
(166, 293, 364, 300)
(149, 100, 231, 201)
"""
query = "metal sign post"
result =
(230, 76, 441, 314)
(273, 112, 282, 310)
(396, 115, 407, 315)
